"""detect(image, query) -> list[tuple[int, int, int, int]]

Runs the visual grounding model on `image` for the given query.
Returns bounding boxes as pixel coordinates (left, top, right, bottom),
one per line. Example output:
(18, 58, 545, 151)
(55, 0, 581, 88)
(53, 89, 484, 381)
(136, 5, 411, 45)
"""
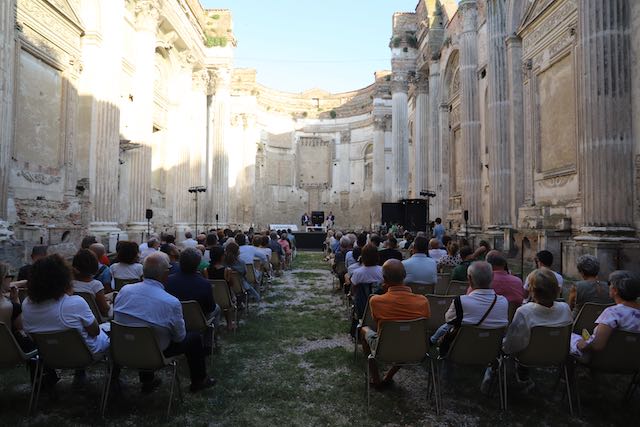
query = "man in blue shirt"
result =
(432, 217, 446, 246)
(402, 236, 437, 285)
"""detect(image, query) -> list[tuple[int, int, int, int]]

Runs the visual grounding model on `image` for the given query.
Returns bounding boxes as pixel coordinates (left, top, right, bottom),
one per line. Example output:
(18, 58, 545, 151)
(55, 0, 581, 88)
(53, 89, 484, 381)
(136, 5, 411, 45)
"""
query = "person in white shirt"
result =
(113, 252, 215, 392)
(428, 238, 448, 262)
(524, 250, 563, 295)
(72, 249, 110, 319)
(402, 236, 438, 285)
(181, 231, 198, 249)
(139, 237, 160, 261)
(235, 233, 268, 280)
(110, 241, 144, 289)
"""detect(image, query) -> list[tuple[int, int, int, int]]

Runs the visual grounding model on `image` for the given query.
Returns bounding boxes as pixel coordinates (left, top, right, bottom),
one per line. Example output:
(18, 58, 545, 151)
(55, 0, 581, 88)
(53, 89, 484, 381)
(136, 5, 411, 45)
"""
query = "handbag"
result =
(438, 293, 498, 355)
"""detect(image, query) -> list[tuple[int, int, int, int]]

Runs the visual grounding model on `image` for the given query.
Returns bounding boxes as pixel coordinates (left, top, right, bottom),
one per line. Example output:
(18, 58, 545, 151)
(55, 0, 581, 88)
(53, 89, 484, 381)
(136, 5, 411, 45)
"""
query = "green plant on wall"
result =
(205, 35, 228, 47)
(329, 110, 337, 119)
(392, 36, 401, 48)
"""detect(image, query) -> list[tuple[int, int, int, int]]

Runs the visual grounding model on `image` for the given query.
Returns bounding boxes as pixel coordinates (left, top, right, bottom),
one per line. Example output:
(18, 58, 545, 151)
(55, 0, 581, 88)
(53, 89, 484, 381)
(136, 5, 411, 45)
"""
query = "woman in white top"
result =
(22, 254, 110, 358)
(109, 241, 143, 289)
(72, 249, 110, 318)
(350, 244, 383, 318)
(571, 270, 640, 360)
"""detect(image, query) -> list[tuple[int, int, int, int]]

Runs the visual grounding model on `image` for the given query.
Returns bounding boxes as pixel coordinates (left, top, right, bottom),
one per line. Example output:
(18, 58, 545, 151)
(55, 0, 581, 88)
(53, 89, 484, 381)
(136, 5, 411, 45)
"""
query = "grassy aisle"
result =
(1, 252, 637, 426)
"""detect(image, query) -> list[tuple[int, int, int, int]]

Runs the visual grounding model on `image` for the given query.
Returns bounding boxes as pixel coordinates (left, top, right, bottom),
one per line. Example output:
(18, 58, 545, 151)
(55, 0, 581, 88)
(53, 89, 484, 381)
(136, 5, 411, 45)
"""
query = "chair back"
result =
(353, 282, 375, 319)
(361, 296, 376, 330)
(181, 300, 208, 332)
(407, 283, 435, 296)
(245, 264, 258, 286)
(447, 326, 506, 365)
(435, 274, 450, 295)
(0, 297, 13, 326)
(31, 329, 94, 369)
(572, 303, 614, 334)
(446, 280, 469, 296)
(270, 252, 281, 269)
(110, 321, 166, 370)
(589, 330, 640, 373)
(0, 322, 30, 367)
(114, 277, 141, 291)
(426, 295, 454, 334)
(375, 318, 429, 364)
(75, 292, 104, 324)
(334, 261, 347, 276)
(508, 302, 519, 323)
(210, 279, 233, 310)
(515, 325, 571, 367)
(227, 270, 244, 294)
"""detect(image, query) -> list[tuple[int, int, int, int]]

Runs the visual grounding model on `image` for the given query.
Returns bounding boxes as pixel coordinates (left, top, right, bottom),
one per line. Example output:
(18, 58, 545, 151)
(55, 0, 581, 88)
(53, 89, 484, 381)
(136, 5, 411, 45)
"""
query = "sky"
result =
(201, 0, 419, 93)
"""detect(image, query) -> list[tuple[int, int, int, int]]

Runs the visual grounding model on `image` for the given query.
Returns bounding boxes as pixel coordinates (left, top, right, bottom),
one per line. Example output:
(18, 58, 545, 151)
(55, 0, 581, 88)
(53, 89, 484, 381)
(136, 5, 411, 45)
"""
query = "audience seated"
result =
(139, 237, 160, 261)
(167, 248, 220, 349)
(359, 260, 430, 387)
(17, 245, 48, 281)
(524, 250, 563, 294)
(1, 262, 26, 346)
(278, 233, 293, 268)
(350, 244, 383, 319)
(331, 232, 342, 254)
(571, 270, 640, 361)
(369, 234, 382, 249)
(224, 241, 260, 302)
(195, 244, 210, 278)
(450, 246, 476, 281)
(207, 246, 227, 280)
(72, 249, 110, 318)
(113, 252, 215, 392)
(109, 241, 143, 287)
(89, 243, 113, 292)
(437, 242, 461, 270)
(181, 231, 198, 249)
(485, 250, 525, 307)
(428, 238, 447, 262)
(236, 233, 268, 268)
(398, 231, 413, 250)
(346, 234, 367, 268)
(431, 261, 508, 344)
(378, 236, 403, 265)
(568, 255, 613, 317)
(402, 236, 437, 285)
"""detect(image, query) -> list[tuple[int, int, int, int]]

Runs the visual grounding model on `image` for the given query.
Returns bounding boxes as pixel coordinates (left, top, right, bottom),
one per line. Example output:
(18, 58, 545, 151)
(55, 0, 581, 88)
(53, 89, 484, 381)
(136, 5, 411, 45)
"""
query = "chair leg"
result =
(503, 357, 508, 411)
(563, 364, 574, 416)
(101, 363, 114, 417)
(430, 359, 440, 415)
(28, 359, 41, 415)
(209, 328, 215, 371)
(167, 362, 177, 418)
(623, 371, 639, 401)
(31, 359, 45, 415)
(497, 360, 504, 411)
(366, 357, 371, 411)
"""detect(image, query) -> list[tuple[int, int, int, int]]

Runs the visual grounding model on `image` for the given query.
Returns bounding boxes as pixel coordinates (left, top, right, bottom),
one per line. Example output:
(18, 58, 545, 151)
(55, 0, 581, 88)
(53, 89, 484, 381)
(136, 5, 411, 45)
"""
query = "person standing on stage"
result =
(301, 212, 310, 226)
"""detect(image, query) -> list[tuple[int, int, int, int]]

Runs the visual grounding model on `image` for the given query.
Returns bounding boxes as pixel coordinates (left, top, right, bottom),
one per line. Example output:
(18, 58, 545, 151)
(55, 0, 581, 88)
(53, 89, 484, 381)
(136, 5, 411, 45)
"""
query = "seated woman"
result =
(109, 241, 143, 289)
(350, 244, 383, 319)
(571, 270, 640, 360)
(343, 247, 363, 295)
(278, 233, 292, 269)
(72, 249, 110, 319)
(568, 254, 613, 317)
(224, 241, 260, 303)
(1, 262, 24, 341)
(22, 254, 110, 387)
(207, 246, 226, 280)
(437, 242, 461, 270)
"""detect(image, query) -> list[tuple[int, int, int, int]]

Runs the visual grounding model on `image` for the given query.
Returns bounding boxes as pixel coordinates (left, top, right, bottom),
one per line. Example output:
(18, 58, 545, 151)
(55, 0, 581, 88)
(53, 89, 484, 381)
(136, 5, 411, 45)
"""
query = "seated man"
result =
(431, 261, 509, 344)
(17, 245, 48, 281)
(359, 260, 430, 387)
(167, 248, 220, 350)
(378, 236, 403, 265)
(450, 246, 476, 281)
(114, 252, 215, 392)
(427, 238, 448, 262)
(89, 243, 113, 293)
(236, 233, 267, 272)
(524, 250, 563, 295)
(402, 236, 437, 285)
(485, 250, 525, 307)
(139, 237, 160, 261)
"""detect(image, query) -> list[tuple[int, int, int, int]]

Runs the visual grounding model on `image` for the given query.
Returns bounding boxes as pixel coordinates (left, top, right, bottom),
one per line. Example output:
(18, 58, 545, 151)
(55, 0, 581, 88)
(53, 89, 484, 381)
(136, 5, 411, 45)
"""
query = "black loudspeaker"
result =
(464, 210, 469, 222)
(145, 209, 153, 220)
(382, 203, 404, 226)
(404, 199, 427, 231)
(215, 214, 219, 222)
(311, 211, 325, 226)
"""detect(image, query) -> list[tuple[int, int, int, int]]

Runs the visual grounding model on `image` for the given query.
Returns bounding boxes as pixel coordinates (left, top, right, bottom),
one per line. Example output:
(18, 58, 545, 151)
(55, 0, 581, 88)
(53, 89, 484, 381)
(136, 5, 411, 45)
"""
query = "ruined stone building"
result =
(0, 0, 639, 277)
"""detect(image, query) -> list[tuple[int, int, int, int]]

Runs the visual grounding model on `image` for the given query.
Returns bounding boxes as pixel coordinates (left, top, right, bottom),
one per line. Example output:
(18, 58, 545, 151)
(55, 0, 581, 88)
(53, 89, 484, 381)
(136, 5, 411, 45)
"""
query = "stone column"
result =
(207, 68, 231, 226)
(428, 60, 443, 218)
(459, 0, 482, 227)
(486, 0, 511, 227)
(372, 102, 387, 201)
(578, 0, 634, 231)
(413, 72, 429, 197)
(506, 34, 524, 223)
(438, 103, 450, 218)
(0, 0, 16, 219)
(391, 73, 409, 201)
(127, 0, 159, 234)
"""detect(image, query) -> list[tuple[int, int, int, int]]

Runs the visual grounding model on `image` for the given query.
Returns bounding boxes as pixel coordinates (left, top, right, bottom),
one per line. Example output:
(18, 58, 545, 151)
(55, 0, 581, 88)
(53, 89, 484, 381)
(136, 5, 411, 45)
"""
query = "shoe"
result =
(141, 377, 162, 394)
(480, 367, 493, 395)
(190, 377, 216, 392)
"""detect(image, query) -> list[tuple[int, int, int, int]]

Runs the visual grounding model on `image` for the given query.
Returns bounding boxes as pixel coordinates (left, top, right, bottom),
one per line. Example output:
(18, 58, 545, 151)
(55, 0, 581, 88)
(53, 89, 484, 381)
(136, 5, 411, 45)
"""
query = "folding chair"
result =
(446, 280, 469, 296)
(210, 279, 237, 331)
(114, 277, 142, 291)
(333, 261, 347, 292)
(0, 322, 38, 414)
(510, 325, 573, 414)
(75, 292, 108, 324)
(354, 295, 375, 361)
(439, 326, 507, 410)
(425, 295, 455, 336)
(270, 252, 282, 276)
(227, 270, 249, 313)
(407, 283, 435, 296)
(435, 274, 450, 295)
(245, 263, 261, 296)
(366, 318, 439, 413)
(574, 330, 640, 413)
(104, 321, 183, 417)
(181, 301, 215, 369)
(572, 302, 614, 334)
(30, 329, 109, 414)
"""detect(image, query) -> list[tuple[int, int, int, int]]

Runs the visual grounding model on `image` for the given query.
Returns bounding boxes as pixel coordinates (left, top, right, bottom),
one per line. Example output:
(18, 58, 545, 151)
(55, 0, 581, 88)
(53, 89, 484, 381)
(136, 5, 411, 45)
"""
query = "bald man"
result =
(360, 259, 431, 387)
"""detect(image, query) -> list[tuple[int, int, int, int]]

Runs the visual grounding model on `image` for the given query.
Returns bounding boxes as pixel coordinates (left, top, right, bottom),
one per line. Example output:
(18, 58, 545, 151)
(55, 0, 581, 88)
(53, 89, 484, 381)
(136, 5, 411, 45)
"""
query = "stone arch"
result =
(442, 50, 460, 104)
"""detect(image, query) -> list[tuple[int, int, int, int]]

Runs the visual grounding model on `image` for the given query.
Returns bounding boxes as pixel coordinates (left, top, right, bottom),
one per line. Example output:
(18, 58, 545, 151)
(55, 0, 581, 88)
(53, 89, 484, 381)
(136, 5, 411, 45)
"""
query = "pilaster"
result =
(413, 72, 429, 197)
(428, 60, 444, 218)
(506, 34, 524, 226)
(391, 73, 409, 201)
(0, 0, 16, 220)
(372, 101, 388, 201)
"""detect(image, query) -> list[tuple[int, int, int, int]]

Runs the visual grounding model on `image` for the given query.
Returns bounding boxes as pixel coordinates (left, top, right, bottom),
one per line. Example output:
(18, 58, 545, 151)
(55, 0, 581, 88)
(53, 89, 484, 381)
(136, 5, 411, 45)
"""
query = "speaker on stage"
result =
(311, 211, 325, 226)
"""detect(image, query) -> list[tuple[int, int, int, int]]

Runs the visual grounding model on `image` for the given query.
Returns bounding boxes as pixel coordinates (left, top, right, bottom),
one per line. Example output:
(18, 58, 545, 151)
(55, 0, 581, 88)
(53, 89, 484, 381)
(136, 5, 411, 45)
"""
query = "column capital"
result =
(192, 69, 210, 93)
(135, 0, 161, 33)
(207, 67, 232, 94)
(391, 73, 409, 94)
(414, 71, 429, 94)
(459, 0, 478, 33)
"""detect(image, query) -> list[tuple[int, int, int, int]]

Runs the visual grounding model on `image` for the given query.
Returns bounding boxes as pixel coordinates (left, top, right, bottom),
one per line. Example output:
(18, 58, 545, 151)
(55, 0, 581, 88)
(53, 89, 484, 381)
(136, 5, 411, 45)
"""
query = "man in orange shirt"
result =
(360, 259, 431, 387)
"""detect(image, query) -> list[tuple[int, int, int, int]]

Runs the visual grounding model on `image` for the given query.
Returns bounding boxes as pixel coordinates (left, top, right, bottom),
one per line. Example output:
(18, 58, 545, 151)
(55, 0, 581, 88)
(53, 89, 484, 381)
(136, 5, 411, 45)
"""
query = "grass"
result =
(1, 252, 638, 426)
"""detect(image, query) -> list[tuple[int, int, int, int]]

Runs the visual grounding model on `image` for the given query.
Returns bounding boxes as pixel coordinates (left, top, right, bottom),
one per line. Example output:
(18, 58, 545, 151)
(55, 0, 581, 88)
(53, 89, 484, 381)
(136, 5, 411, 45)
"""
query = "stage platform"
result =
(293, 232, 325, 251)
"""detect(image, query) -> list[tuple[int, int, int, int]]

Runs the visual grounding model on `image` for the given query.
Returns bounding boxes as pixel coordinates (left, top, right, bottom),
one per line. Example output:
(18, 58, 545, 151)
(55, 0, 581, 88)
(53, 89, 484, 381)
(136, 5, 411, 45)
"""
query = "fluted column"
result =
(0, 0, 16, 219)
(391, 74, 409, 201)
(207, 68, 231, 226)
(579, 0, 634, 231)
(372, 102, 387, 201)
(128, 0, 159, 231)
(428, 60, 444, 218)
(506, 34, 524, 223)
(459, 0, 482, 227)
(486, 0, 510, 227)
(413, 72, 429, 196)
